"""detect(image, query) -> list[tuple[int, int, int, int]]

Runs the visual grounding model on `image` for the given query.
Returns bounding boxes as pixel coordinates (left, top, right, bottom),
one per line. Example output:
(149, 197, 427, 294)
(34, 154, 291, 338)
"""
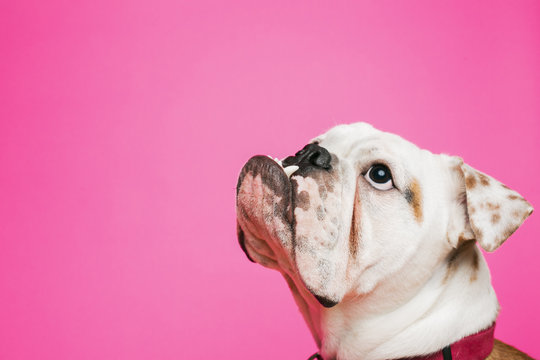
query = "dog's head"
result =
(236, 123, 533, 308)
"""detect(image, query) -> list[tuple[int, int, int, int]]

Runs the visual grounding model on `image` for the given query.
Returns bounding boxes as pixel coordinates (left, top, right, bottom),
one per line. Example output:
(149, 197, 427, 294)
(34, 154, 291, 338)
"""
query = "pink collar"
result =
(308, 323, 495, 360)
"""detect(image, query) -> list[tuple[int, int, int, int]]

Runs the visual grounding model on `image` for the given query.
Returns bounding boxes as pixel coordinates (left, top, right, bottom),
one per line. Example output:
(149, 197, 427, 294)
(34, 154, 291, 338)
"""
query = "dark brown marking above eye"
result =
(405, 178, 423, 223)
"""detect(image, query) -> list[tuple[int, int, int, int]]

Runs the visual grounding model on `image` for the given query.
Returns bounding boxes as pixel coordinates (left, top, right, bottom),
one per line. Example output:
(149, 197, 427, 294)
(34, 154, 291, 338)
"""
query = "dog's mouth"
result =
(236, 149, 354, 308)
(236, 155, 295, 264)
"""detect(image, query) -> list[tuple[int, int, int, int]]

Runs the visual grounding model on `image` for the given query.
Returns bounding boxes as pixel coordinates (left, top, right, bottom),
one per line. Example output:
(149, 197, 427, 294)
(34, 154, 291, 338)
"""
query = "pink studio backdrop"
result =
(1, 1, 539, 359)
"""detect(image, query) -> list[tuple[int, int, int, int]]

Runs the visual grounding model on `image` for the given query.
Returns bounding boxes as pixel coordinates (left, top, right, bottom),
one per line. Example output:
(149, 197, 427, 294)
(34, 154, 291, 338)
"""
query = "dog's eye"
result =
(365, 164, 393, 190)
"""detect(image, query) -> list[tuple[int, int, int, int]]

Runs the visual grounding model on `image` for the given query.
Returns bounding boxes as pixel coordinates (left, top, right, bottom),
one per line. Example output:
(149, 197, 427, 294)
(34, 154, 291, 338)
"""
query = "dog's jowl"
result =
(236, 123, 534, 360)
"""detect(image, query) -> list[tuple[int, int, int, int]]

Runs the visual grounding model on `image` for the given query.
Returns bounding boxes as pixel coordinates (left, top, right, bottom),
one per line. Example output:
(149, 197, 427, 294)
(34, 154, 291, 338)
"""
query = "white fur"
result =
(237, 122, 533, 360)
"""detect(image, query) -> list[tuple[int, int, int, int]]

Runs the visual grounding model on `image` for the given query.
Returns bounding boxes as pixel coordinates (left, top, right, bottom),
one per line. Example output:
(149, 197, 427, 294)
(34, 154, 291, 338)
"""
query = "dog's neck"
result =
(287, 243, 499, 360)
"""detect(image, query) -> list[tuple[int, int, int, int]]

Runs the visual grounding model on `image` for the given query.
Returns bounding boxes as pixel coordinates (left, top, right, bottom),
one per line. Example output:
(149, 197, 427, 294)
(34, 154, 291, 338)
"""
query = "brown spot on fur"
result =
(457, 233, 471, 246)
(508, 194, 520, 200)
(478, 173, 490, 186)
(470, 250, 479, 282)
(487, 339, 534, 359)
(318, 184, 328, 200)
(465, 175, 477, 189)
(318, 180, 334, 194)
(486, 202, 500, 210)
(491, 213, 501, 224)
(443, 240, 477, 284)
(469, 206, 476, 214)
(296, 190, 310, 211)
(406, 178, 423, 223)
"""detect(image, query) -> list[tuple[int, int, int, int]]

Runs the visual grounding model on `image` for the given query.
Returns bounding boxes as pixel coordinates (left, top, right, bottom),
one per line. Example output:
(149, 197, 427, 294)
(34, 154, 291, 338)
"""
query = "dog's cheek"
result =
(352, 187, 426, 293)
(293, 176, 341, 248)
(291, 164, 355, 304)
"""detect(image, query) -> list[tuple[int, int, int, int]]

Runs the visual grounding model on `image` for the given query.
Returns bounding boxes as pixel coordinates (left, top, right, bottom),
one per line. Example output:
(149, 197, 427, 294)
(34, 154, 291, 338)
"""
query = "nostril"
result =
(307, 151, 321, 165)
(308, 148, 331, 170)
(282, 143, 332, 169)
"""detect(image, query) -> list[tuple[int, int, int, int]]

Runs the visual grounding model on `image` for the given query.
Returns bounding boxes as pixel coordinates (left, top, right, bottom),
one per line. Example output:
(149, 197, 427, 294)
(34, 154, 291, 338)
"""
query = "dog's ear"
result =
(447, 157, 533, 252)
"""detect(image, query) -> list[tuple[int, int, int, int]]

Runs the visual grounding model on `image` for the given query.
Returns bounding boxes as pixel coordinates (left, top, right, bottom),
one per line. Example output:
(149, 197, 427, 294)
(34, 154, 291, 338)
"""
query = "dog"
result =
(235, 123, 534, 360)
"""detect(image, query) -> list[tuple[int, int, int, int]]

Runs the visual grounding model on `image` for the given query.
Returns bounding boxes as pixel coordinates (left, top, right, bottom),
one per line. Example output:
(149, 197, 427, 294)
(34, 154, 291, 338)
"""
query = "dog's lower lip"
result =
(237, 154, 294, 226)
(314, 294, 339, 308)
(267, 155, 298, 179)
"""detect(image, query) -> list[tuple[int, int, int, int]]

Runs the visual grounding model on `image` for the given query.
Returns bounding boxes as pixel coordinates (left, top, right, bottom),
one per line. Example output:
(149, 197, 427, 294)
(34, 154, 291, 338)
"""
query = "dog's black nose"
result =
(282, 143, 332, 170)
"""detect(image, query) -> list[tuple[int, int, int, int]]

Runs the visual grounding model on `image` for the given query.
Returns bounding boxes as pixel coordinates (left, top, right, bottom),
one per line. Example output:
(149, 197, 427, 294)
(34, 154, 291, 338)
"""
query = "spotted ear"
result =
(452, 159, 533, 252)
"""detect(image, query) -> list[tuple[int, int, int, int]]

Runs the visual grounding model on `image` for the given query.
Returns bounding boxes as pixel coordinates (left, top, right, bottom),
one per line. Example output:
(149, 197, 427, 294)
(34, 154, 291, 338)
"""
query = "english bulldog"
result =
(235, 123, 534, 360)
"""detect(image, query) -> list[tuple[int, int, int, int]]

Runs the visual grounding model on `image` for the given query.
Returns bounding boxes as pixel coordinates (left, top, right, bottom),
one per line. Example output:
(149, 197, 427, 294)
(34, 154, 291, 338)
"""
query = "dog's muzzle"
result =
(236, 143, 352, 308)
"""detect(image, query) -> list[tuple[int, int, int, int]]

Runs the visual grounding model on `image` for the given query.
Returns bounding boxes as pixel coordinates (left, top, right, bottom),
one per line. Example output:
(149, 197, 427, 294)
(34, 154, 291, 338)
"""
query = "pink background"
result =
(1, 1, 539, 359)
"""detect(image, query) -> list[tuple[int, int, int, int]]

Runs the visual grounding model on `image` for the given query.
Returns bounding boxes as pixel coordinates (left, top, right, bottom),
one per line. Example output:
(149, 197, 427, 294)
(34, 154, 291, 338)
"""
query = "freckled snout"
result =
(236, 148, 355, 308)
